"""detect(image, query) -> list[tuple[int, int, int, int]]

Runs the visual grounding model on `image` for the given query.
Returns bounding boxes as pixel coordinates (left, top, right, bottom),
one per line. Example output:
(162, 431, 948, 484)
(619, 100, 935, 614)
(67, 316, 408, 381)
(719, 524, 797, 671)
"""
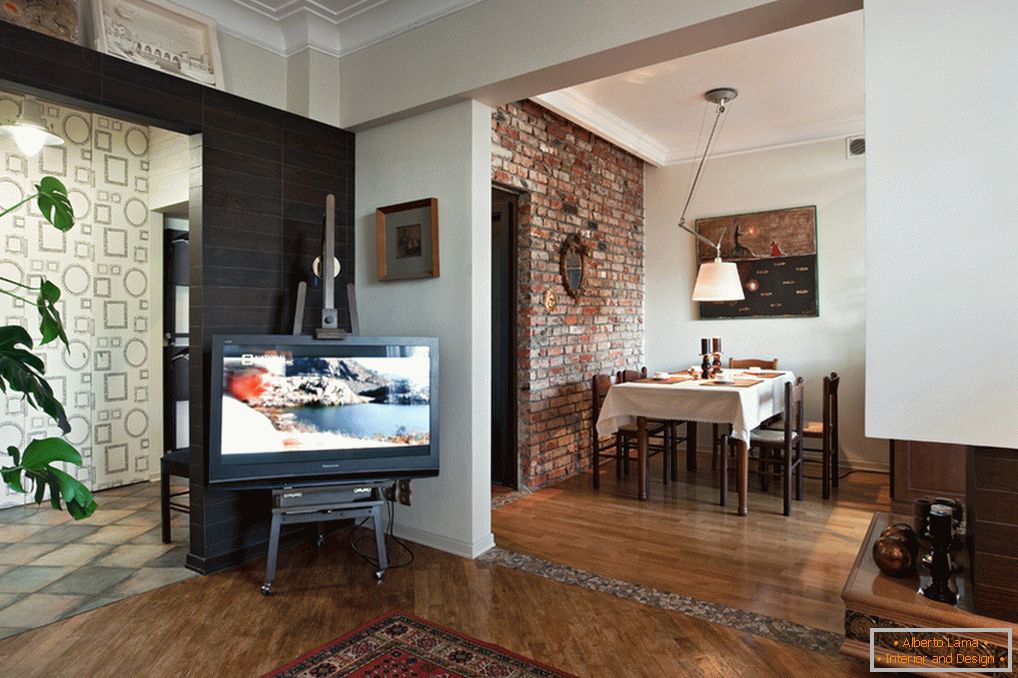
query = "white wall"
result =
(148, 128, 189, 212)
(864, 1, 1018, 448)
(355, 100, 494, 558)
(285, 48, 342, 127)
(218, 32, 288, 110)
(645, 138, 885, 470)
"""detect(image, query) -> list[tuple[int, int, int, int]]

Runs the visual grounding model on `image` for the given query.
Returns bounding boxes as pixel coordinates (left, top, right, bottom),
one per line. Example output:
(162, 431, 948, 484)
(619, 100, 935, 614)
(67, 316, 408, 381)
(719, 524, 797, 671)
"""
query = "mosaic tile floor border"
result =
(478, 546, 844, 656)
(490, 489, 531, 511)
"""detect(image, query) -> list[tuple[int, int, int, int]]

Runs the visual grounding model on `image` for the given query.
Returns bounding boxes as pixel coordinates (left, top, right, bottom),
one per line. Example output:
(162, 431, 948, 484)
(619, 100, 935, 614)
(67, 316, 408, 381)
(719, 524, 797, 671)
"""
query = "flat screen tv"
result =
(208, 335, 439, 485)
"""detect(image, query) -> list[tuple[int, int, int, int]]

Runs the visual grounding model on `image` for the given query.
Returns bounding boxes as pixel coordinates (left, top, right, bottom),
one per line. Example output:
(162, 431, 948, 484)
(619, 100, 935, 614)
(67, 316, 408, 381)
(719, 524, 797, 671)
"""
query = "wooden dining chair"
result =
(762, 372, 841, 499)
(720, 376, 805, 516)
(805, 372, 840, 499)
(616, 367, 687, 484)
(710, 358, 780, 470)
(590, 372, 671, 490)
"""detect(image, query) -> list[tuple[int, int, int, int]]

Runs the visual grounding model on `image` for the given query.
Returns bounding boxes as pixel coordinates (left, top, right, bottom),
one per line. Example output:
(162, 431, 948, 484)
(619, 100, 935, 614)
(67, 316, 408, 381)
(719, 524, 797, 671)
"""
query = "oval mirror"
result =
(559, 234, 588, 299)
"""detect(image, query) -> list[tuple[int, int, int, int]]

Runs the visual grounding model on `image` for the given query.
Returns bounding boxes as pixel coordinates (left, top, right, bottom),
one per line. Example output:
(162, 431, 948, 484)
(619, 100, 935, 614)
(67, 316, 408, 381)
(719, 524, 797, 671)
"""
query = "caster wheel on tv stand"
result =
(261, 584, 272, 596)
(374, 570, 385, 581)
(315, 534, 325, 548)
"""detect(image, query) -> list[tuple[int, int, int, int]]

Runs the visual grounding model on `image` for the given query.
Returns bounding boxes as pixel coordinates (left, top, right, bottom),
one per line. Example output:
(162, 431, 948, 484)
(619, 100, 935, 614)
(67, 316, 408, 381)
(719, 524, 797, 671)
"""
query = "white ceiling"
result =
(170, 0, 483, 57)
(533, 11, 864, 166)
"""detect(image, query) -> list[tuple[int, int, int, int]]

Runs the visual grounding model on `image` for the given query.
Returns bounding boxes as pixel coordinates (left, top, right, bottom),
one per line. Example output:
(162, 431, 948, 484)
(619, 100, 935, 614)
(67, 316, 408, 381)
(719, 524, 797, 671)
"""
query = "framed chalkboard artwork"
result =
(695, 205, 818, 319)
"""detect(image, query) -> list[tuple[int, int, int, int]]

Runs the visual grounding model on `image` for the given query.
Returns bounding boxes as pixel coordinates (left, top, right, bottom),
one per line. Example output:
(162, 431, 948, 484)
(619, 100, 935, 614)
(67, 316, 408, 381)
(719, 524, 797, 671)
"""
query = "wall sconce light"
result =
(0, 96, 64, 157)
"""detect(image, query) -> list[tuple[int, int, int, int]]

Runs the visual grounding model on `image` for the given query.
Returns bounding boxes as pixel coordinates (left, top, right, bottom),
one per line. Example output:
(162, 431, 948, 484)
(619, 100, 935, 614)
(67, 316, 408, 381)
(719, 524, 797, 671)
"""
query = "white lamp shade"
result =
(692, 258, 745, 301)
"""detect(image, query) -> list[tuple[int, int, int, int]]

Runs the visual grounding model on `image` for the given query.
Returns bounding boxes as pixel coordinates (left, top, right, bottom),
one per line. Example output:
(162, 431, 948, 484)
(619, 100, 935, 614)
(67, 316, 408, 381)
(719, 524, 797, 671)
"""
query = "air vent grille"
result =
(846, 135, 865, 158)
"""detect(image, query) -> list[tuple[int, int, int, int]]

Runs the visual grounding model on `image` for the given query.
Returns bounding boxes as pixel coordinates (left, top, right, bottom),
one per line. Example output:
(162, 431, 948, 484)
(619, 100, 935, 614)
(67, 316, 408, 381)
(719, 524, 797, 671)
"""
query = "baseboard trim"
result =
(390, 523, 495, 559)
(690, 444, 889, 474)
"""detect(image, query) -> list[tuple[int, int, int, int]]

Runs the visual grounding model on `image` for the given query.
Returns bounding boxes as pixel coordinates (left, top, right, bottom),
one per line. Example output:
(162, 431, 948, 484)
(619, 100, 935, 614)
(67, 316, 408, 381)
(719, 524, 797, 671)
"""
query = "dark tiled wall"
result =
(0, 23, 355, 573)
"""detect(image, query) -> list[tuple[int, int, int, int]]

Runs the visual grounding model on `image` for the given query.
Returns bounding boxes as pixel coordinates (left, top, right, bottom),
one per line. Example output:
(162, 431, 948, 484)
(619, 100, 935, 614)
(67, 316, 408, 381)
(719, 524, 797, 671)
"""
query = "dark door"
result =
(491, 188, 518, 488)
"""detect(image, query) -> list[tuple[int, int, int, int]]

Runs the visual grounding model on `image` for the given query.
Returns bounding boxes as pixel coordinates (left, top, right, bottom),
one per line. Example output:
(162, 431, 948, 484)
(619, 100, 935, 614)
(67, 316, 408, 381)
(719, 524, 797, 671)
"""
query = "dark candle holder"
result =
(711, 352, 722, 376)
(701, 354, 712, 380)
(920, 504, 957, 605)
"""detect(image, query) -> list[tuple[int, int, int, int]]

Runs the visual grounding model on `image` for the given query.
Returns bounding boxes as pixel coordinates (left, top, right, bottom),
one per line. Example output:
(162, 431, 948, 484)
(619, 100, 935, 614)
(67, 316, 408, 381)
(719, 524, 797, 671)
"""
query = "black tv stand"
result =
(261, 480, 390, 595)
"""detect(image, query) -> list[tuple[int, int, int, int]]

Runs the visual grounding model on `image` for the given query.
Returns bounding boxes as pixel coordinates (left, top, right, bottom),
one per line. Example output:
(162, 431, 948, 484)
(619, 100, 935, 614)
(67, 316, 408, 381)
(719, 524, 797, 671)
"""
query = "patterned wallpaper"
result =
(0, 91, 160, 508)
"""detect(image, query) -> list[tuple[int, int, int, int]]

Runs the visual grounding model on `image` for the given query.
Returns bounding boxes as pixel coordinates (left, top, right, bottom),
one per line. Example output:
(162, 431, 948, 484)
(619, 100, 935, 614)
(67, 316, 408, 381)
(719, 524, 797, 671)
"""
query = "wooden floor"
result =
(492, 452, 889, 635)
(0, 523, 869, 677)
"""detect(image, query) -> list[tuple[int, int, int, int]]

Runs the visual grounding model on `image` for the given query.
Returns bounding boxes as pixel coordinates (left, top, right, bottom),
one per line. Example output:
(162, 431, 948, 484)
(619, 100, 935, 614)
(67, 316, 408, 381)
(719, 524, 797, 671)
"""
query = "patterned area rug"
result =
(264, 611, 575, 678)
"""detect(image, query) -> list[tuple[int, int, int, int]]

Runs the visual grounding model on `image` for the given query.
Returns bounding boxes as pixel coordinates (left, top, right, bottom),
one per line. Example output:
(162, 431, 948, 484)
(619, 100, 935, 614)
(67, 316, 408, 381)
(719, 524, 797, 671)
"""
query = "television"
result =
(208, 335, 439, 486)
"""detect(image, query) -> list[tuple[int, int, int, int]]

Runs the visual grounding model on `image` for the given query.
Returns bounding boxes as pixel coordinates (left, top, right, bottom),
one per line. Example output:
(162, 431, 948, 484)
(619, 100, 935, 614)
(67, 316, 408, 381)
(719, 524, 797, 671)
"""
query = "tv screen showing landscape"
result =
(208, 336, 439, 485)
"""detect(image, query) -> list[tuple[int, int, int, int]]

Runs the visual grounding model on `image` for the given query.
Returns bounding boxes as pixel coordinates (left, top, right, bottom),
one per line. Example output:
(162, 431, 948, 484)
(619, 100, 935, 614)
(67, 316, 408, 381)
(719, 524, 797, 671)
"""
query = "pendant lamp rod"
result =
(675, 87, 738, 254)
(675, 86, 732, 223)
(677, 221, 724, 257)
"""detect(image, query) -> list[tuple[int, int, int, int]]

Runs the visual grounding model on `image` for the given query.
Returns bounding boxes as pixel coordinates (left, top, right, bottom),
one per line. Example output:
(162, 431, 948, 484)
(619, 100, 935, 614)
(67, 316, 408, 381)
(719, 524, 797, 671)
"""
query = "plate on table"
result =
(701, 378, 764, 388)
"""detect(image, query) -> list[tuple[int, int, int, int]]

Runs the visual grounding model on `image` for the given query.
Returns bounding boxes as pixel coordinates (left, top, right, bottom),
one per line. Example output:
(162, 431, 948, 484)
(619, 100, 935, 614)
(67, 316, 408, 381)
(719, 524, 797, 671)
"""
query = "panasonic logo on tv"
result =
(321, 464, 339, 468)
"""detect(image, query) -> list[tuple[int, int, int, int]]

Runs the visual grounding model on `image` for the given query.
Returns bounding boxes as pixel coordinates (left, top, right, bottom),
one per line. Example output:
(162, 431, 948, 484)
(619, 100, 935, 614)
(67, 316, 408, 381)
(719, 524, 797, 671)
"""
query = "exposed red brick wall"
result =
(492, 100, 645, 489)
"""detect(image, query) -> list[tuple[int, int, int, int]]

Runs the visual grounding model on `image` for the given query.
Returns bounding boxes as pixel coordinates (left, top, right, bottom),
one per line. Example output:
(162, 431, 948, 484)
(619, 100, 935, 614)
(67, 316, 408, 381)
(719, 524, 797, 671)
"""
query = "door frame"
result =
(491, 183, 522, 489)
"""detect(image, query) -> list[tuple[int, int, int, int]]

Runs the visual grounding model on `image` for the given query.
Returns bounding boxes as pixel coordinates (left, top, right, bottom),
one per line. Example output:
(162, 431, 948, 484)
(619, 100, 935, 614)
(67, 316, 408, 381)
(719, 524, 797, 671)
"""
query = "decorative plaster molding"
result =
(535, 88, 864, 168)
(178, 0, 485, 58)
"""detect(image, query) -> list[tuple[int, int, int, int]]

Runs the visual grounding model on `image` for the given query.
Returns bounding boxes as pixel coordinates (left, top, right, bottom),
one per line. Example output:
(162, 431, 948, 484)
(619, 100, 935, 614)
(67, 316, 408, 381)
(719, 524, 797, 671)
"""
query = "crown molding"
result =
(534, 88, 864, 168)
(662, 113, 866, 164)
(183, 0, 485, 59)
(531, 90, 670, 167)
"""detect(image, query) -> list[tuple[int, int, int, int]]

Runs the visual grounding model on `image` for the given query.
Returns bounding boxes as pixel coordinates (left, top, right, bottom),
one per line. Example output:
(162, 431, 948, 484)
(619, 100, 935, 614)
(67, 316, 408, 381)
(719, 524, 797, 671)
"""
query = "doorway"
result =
(491, 187, 519, 488)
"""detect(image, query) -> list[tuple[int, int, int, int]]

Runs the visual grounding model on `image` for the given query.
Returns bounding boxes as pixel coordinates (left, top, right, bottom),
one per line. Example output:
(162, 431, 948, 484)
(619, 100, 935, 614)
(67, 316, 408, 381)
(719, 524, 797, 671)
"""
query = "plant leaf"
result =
(36, 293, 68, 347)
(1, 466, 26, 494)
(4, 441, 96, 520)
(21, 438, 81, 470)
(48, 478, 61, 510)
(66, 496, 97, 520)
(35, 177, 74, 232)
(50, 468, 96, 520)
(0, 324, 69, 432)
(39, 280, 60, 304)
(0, 325, 33, 351)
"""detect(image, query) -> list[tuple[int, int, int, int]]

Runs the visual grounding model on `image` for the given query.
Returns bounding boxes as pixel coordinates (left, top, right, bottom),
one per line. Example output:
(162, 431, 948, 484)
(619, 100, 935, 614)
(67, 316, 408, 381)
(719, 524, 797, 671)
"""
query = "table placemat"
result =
(700, 379, 764, 388)
(638, 376, 694, 384)
(738, 371, 783, 379)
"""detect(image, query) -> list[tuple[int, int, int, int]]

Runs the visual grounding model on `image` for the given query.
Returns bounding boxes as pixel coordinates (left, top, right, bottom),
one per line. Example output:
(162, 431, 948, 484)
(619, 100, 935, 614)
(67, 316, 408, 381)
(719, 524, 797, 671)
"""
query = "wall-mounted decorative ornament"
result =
(92, 0, 225, 89)
(559, 233, 589, 299)
(0, 0, 78, 43)
(542, 288, 557, 313)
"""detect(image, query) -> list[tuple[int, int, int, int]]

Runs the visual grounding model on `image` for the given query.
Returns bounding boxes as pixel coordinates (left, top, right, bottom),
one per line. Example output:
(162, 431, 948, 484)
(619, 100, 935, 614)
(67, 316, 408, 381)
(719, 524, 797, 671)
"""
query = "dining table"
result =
(594, 368, 796, 516)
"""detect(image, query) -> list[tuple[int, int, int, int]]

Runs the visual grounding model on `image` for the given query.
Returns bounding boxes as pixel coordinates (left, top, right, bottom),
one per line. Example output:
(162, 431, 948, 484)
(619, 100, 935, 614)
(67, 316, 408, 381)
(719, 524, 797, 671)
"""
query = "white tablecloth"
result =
(595, 369, 796, 445)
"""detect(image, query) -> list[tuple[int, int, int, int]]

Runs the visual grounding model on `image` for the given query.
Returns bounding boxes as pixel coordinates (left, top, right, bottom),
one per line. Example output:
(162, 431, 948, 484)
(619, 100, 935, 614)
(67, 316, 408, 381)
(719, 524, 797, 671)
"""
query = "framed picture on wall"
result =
(375, 198, 440, 281)
(92, 0, 225, 90)
(0, 0, 79, 43)
(695, 205, 819, 319)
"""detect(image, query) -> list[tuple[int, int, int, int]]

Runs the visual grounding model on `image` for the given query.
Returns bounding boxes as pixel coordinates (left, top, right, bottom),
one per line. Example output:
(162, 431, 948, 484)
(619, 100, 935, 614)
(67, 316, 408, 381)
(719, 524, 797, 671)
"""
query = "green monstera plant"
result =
(0, 176, 97, 519)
